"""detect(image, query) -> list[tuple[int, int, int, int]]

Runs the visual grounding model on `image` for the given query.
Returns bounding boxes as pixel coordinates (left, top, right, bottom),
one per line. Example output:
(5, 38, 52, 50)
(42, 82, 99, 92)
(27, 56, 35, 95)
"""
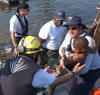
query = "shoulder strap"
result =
(67, 38, 73, 52)
(82, 31, 89, 37)
(16, 14, 25, 28)
(16, 14, 28, 36)
(24, 16, 28, 28)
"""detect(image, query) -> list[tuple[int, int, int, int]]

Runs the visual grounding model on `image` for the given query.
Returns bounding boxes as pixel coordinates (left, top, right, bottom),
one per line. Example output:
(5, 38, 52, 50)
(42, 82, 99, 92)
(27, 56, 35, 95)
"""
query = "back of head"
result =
(73, 37, 89, 51)
(18, 35, 42, 54)
(54, 10, 65, 20)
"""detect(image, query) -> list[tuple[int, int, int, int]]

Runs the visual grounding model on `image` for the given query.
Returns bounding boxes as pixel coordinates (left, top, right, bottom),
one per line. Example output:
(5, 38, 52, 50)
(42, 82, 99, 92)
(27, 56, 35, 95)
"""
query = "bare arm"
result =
(10, 32, 19, 57)
(50, 63, 85, 87)
(10, 32, 17, 48)
(60, 47, 66, 57)
(37, 37, 46, 44)
(70, 53, 85, 63)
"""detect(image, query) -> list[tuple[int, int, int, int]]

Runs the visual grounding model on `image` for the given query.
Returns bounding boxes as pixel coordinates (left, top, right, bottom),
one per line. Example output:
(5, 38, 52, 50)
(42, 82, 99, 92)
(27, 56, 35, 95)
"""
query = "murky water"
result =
(0, 0, 99, 47)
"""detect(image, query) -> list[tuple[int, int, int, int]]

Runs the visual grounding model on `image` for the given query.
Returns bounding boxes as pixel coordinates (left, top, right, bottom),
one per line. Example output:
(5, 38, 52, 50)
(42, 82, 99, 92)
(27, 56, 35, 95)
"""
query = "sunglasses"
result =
(67, 26, 79, 30)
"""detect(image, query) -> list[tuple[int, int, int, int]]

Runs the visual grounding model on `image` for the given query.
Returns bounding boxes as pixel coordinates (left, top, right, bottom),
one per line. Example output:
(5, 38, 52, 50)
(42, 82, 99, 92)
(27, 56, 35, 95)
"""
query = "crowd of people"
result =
(0, 2, 100, 95)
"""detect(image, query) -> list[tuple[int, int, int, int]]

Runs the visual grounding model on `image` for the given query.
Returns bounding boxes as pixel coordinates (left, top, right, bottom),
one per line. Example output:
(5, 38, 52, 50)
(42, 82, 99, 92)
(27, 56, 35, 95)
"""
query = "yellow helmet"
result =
(18, 35, 42, 54)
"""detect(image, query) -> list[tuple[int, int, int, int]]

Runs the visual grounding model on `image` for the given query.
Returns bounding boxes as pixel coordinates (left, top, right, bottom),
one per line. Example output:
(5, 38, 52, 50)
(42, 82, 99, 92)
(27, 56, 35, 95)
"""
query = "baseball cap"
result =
(54, 10, 65, 20)
(66, 16, 83, 26)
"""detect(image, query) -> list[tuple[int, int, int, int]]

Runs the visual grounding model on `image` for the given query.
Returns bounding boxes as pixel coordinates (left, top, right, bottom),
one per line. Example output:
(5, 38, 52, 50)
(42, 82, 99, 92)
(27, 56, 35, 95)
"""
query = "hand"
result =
(70, 53, 85, 62)
(13, 48, 19, 57)
(72, 63, 85, 75)
(44, 66, 54, 73)
(44, 66, 58, 76)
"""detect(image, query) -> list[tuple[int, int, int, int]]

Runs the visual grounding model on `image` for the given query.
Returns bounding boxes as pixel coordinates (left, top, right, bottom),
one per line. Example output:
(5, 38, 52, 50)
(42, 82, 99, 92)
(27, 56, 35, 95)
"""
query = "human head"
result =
(73, 37, 89, 54)
(53, 10, 65, 27)
(18, 35, 42, 55)
(17, 3, 30, 16)
(66, 16, 85, 38)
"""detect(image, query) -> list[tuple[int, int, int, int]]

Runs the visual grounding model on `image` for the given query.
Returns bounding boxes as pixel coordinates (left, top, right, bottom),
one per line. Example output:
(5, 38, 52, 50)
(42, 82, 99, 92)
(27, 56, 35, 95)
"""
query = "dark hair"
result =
(17, 3, 29, 13)
(73, 37, 89, 50)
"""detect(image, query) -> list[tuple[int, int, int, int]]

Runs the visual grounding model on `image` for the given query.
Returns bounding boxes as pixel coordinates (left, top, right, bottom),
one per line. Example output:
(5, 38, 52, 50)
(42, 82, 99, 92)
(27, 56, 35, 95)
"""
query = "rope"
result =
(92, 9, 100, 36)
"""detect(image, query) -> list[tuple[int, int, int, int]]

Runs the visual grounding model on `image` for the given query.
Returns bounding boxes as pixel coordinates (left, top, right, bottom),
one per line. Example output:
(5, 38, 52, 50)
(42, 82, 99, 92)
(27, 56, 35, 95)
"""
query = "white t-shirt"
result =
(10, 14, 27, 37)
(59, 32, 94, 57)
(90, 51, 100, 70)
(80, 51, 100, 74)
(39, 20, 66, 50)
(79, 53, 94, 74)
(32, 69, 56, 88)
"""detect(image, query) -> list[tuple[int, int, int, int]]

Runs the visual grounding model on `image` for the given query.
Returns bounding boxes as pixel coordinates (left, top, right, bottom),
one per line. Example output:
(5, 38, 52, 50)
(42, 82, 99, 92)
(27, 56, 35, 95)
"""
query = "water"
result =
(0, 0, 99, 47)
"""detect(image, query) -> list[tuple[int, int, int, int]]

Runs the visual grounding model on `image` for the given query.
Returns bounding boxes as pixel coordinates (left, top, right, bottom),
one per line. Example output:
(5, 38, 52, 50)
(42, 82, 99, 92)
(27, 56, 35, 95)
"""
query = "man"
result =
(58, 16, 97, 94)
(38, 10, 66, 69)
(10, 3, 30, 56)
(0, 35, 85, 95)
(59, 16, 96, 59)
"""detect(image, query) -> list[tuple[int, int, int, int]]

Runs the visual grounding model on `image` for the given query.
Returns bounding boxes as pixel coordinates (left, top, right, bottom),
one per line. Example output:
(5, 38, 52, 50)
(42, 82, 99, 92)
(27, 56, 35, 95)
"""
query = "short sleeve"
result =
(85, 36, 93, 48)
(10, 15, 18, 33)
(38, 22, 51, 40)
(59, 33, 71, 56)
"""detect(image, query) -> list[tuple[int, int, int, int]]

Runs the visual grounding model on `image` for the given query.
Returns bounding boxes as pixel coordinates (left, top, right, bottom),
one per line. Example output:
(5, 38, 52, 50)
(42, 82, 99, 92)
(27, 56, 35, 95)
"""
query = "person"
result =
(56, 42, 86, 75)
(38, 10, 67, 69)
(91, 78, 100, 95)
(10, 3, 30, 56)
(0, 35, 85, 95)
(59, 16, 96, 58)
(68, 37, 100, 95)
(58, 16, 96, 73)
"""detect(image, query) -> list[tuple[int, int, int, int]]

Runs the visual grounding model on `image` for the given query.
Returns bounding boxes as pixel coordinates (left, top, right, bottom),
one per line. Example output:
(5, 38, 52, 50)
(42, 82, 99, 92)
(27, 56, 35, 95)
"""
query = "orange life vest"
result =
(92, 88, 100, 95)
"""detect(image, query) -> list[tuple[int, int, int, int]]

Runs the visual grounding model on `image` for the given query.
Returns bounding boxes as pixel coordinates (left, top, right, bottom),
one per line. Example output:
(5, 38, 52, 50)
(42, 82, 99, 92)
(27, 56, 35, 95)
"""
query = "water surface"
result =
(0, 0, 99, 46)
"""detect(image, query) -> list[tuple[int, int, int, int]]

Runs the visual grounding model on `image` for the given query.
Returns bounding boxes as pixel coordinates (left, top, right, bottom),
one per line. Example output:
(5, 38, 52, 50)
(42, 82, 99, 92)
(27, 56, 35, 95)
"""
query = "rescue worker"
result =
(58, 16, 96, 74)
(38, 10, 66, 70)
(59, 16, 96, 58)
(10, 3, 30, 56)
(0, 35, 85, 95)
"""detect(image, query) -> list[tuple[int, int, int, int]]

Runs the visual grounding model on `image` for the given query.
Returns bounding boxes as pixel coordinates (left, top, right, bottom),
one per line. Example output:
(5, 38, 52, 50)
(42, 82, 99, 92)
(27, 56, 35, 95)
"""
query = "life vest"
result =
(0, 55, 40, 95)
(16, 14, 28, 36)
(92, 88, 100, 95)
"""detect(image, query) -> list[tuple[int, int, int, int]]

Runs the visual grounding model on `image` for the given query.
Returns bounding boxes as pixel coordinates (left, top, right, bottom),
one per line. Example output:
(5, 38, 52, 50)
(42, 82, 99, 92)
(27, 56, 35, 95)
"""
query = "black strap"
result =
(82, 31, 88, 37)
(67, 38, 73, 52)
(24, 46, 42, 52)
(16, 14, 28, 36)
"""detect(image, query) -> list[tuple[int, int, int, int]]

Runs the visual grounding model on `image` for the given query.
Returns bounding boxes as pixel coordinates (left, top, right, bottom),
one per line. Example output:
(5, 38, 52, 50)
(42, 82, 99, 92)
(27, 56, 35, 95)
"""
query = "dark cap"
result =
(54, 10, 65, 20)
(66, 16, 83, 26)
(17, 3, 29, 11)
